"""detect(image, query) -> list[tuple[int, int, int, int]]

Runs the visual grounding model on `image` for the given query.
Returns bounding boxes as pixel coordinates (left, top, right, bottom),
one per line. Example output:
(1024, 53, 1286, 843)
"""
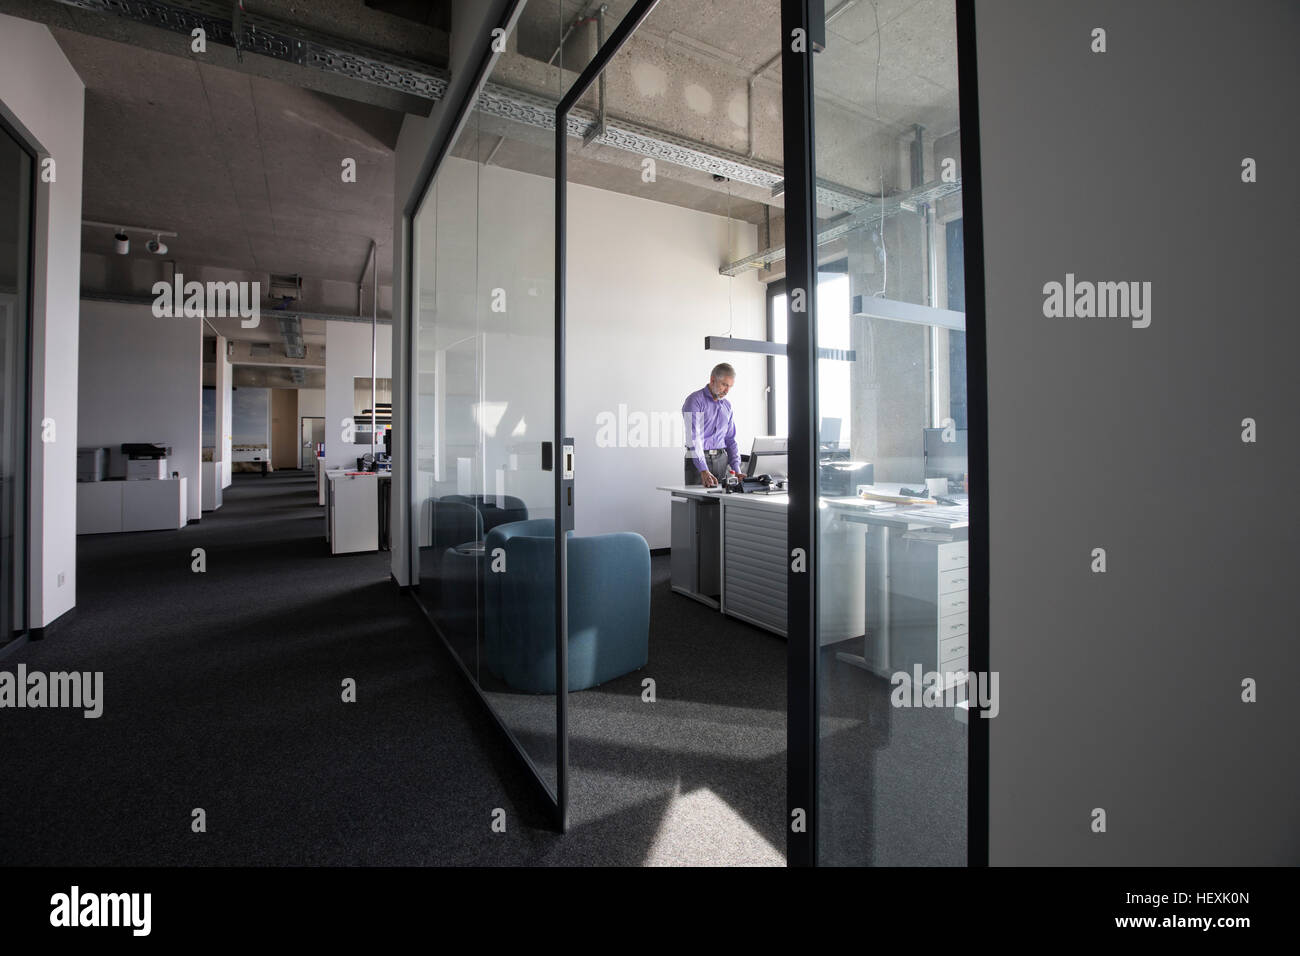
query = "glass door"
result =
(300, 416, 324, 470)
(409, 0, 564, 820)
(782, 0, 977, 865)
(0, 120, 33, 644)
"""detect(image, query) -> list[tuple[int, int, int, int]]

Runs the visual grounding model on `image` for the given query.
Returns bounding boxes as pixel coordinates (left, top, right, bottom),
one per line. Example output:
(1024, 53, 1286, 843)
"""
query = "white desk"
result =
(659, 484, 967, 661)
(824, 487, 969, 685)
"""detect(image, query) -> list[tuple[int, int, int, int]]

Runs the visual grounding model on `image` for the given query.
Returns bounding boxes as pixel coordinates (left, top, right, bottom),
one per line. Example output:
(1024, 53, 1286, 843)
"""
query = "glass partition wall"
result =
(782, 0, 979, 865)
(405, 0, 983, 854)
(410, 3, 563, 809)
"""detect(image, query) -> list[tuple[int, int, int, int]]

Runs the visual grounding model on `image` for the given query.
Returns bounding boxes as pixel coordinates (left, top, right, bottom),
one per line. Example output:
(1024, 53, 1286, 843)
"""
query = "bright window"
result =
(770, 272, 853, 444)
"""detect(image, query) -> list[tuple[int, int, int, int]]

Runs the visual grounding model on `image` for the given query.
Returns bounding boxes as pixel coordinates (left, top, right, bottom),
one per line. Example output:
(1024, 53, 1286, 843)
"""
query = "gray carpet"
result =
(2, 471, 963, 865)
(0, 471, 792, 865)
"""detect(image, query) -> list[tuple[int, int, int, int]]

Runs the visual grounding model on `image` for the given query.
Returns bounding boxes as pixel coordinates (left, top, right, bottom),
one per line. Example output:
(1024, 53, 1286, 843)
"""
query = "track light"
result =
(83, 220, 177, 257)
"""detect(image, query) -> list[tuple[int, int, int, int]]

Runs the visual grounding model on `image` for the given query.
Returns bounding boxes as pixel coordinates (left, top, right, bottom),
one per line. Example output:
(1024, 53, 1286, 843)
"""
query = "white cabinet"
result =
(327, 472, 379, 554)
(887, 536, 969, 683)
(77, 478, 187, 533)
(76, 482, 124, 534)
(123, 477, 187, 531)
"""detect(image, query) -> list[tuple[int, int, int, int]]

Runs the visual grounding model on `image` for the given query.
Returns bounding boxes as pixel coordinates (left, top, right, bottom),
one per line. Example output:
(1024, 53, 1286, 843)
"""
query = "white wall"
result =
(297, 387, 325, 417)
(325, 321, 392, 470)
(406, 155, 766, 551)
(220, 346, 232, 487)
(567, 182, 767, 548)
(214, 334, 232, 488)
(0, 15, 84, 627)
(78, 300, 202, 521)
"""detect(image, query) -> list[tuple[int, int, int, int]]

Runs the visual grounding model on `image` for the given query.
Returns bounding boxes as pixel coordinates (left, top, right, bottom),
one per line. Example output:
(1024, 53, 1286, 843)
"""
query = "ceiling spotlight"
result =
(113, 231, 129, 255)
(146, 234, 168, 255)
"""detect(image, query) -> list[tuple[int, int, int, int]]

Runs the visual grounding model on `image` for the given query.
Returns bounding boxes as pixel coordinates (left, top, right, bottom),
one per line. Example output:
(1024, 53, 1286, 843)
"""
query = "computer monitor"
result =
(923, 427, 968, 482)
(746, 436, 788, 478)
(820, 417, 842, 446)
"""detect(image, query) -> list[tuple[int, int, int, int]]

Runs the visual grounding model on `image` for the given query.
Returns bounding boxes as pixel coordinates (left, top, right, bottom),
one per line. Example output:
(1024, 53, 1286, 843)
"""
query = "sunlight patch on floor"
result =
(643, 782, 784, 867)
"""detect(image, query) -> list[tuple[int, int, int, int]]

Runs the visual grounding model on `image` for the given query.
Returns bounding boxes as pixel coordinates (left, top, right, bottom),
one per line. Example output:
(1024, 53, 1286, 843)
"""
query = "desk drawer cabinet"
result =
(889, 535, 970, 681)
(723, 503, 787, 636)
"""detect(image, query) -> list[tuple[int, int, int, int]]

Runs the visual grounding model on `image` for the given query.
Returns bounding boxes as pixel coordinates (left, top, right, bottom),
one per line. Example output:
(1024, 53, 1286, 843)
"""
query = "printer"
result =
(121, 443, 173, 480)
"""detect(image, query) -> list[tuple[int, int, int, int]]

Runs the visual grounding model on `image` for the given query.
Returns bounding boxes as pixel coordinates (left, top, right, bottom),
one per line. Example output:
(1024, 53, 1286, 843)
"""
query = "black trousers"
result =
(685, 449, 729, 485)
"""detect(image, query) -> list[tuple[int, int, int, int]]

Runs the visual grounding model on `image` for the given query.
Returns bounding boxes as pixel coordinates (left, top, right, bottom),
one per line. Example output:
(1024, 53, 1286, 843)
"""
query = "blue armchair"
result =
(483, 518, 650, 693)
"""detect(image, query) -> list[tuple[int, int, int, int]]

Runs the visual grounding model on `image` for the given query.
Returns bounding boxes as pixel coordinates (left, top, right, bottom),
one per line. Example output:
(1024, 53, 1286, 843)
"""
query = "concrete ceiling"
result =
(204, 315, 328, 348)
(7, 0, 958, 366)
(1, 0, 451, 113)
(482, 0, 961, 227)
(60, 28, 402, 292)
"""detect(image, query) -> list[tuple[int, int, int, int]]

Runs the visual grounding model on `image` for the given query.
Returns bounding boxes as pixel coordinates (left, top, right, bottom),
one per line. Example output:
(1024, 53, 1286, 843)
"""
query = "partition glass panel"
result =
(810, 0, 969, 865)
(411, 4, 562, 800)
(0, 123, 31, 642)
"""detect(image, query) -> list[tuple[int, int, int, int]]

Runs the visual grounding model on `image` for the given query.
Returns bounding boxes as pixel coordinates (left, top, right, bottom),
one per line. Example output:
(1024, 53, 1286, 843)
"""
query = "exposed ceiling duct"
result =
(477, 80, 874, 214)
(720, 179, 962, 276)
(275, 314, 306, 359)
(48, 0, 449, 100)
(48, 0, 876, 215)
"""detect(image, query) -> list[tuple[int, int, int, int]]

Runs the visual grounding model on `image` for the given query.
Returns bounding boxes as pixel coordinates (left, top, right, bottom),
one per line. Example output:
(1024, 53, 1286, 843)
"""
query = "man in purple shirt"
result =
(682, 363, 741, 487)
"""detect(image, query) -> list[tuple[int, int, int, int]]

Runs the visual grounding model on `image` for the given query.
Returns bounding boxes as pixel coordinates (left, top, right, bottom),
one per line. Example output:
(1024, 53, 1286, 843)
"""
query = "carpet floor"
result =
(0, 471, 795, 865)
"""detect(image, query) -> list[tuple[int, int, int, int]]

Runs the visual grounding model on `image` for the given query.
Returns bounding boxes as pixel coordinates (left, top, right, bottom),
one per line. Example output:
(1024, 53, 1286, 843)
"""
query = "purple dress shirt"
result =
(682, 385, 739, 474)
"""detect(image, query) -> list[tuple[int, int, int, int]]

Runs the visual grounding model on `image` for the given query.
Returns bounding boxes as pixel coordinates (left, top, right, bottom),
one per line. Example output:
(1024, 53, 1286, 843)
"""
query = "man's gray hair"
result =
(710, 362, 736, 380)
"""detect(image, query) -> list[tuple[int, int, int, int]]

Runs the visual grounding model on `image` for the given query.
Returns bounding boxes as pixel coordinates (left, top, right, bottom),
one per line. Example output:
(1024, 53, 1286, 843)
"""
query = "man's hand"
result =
(701, 470, 719, 488)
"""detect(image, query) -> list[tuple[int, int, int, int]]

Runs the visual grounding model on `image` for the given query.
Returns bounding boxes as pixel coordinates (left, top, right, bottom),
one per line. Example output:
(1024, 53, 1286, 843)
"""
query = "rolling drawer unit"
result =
(721, 499, 788, 636)
(887, 536, 970, 684)
(670, 494, 721, 606)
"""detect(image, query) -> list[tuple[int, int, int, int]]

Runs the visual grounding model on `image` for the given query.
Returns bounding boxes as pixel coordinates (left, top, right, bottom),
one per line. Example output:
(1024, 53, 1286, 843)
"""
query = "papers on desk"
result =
(901, 506, 969, 528)
(859, 489, 937, 505)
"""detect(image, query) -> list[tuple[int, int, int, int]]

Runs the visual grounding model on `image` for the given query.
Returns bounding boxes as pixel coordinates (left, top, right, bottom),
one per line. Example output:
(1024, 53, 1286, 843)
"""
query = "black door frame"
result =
(780, 0, 990, 866)
(0, 111, 36, 651)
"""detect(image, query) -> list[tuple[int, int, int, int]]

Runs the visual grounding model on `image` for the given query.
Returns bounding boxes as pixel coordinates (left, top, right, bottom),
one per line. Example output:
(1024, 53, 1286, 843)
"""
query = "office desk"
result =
(659, 485, 967, 667)
(823, 490, 969, 685)
(659, 485, 789, 635)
